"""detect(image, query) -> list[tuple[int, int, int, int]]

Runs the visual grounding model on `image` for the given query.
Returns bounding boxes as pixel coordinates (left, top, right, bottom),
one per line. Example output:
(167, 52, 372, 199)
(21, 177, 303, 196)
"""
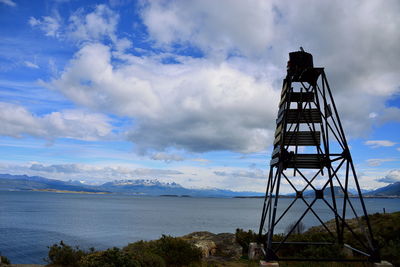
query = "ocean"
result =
(0, 191, 399, 264)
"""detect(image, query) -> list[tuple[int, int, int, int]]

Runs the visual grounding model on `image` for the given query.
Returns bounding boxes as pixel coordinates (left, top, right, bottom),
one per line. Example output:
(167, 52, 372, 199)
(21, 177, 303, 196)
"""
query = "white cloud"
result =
(140, 0, 400, 137)
(24, 61, 39, 69)
(151, 152, 184, 163)
(29, 163, 182, 177)
(41, 1, 400, 154)
(376, 170, 400, 183)
(214, 169, 266, 179)
(67, 4, 119, 43)
(28, 4, 131, 51)
(365, 140, 397, 148)
(29, 16, 61, 37)
(0, 102, 113, 141)
(0, 0, 16, 7)
(49, 42, 278, 153)
(366, 158, 396, 167)
(141, 0, 276, 58)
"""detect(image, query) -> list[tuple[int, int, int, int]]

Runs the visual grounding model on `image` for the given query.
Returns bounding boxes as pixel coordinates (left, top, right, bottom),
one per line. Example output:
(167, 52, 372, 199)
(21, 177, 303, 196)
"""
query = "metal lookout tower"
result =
(258, 49, 380, 262)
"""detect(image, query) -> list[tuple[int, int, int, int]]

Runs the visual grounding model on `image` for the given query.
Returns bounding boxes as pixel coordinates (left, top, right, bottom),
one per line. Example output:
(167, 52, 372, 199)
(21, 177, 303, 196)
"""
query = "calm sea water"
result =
(0, 191, 399, 264)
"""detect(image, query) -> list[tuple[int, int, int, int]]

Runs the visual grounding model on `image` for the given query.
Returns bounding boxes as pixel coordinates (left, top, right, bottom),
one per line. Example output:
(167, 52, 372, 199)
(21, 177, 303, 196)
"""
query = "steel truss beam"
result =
(258, 55, 380, 262)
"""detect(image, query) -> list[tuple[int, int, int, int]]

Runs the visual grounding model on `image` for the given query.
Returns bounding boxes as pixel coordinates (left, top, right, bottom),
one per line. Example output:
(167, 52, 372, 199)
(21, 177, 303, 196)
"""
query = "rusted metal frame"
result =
(266, 164, 284, 256)
(327, 162, 341, 242)
(317, 82, 341, 242)
(259, 166, 275, 236)
(294, 93, 324, 157)
(300, 168, 322, 193)
(313, 79, 329, 178)
(330, 155, 343, 162)
(321, 72, 350, 151)
(340, 160, 350, 243)
(332, 170, 361, 222)
(282, 171, 298, 192)
(319, 112, 346, 151)
(314, 81, 329, 155)
(349, 160, 377, 253)
(302, 100, 324, 155)
(293, 86, 304, 176)
(296, 168, 320, 192)
(299, 197, 336, 239)
(322, 198, 370, 251)
(343, 243, 371, 257)
(317, 157, 344, 242)
(273, 198, 318, 253)
(271, 257, 369, 262)
(273, 241, 334, 245)
(273, 196, 298, 227)
(266, 167, 281, 235)
(261, 165, 280, 236)
(319, 76, 347, 145)
(321, 158, 345, 191)
(330, 166, 377, 259)
(316, 83, 346, 150)
(281, 80, 295, 160)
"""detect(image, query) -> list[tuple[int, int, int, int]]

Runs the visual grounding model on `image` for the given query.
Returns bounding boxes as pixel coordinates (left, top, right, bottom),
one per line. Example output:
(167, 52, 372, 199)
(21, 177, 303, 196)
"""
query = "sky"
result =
(0, 0, 399, 193)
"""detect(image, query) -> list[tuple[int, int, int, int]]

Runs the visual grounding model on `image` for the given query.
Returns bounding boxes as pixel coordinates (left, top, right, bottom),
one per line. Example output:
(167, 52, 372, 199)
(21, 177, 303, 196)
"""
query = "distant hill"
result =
(0, 174, 106, 193)
(0, 174, 262, 197)
(1, 173, 398, 197)
(366, 182, 400, 197)
(97, 179, 262, 197)
(286, 185, 399, 198)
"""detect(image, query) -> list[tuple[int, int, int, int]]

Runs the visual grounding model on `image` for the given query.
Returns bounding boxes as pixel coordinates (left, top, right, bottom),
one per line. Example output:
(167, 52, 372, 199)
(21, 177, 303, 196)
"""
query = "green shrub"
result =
(0, 255, 11, 265)
(47, 241, 87, 267)
(131, 251, 166, 267)
(79, 247, 139, 267)
(153, 235, 202, 266)
(235, 228, 259, 255)
(124, 235, 202, 266)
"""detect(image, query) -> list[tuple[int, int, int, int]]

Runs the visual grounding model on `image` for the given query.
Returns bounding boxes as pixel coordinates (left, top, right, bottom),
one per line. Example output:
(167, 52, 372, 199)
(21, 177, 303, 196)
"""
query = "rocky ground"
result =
(181, 231, 243, 259)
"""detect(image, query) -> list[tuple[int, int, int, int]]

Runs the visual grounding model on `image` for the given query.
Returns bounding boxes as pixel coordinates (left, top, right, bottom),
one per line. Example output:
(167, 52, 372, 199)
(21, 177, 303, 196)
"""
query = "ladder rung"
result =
(274, 124, 283, 137)
(270, 157, 279, 166)
(289, 92, 314, 102)
(271, 146, 280, 158)
(286, 109, 322, 123)
(274, 133, 281, 145)
(276, 112, 284, 125)
(286, 154, 324, 169)
(279, 94, 287, 107)
(281, 79, 289, 96)
(284, 131, 320, 146)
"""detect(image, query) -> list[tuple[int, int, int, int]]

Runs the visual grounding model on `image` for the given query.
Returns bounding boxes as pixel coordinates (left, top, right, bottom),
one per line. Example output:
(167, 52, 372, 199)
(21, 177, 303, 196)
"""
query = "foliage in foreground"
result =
(235, 212, 400, 265)
(46, 235, 201, 267)
(0, 255, 11, 265)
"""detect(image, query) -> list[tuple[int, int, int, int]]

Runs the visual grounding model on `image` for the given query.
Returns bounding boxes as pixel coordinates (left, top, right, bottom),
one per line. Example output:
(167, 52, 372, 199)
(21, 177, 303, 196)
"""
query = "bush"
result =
(0, 255, 11, 265)
(153, 235, 202, 266)
(235, 228, 258, 255)
(47, 241, 87, 267)
(131, 251, 166, 267)
(285, 221, 305, 234)
(124, 235, 202, 266)
(79, 247, 139, 267)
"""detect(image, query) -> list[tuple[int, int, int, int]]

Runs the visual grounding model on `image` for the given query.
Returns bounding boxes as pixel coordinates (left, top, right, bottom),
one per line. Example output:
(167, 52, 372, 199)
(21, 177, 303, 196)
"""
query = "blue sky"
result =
(0, 0, 399, 192)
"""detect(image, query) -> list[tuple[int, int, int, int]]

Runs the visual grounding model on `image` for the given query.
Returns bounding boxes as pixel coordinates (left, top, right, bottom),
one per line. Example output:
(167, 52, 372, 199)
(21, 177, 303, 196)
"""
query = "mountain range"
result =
(0, 173, 399, 197)
(0, 173, 262, 198)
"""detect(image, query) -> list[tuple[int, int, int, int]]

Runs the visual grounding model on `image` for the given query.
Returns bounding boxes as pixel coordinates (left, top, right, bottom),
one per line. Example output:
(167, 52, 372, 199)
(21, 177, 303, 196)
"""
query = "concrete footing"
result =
(248, 242, 264, 260)
(259, 260, 279, 266)
(373, 261, 393, 267)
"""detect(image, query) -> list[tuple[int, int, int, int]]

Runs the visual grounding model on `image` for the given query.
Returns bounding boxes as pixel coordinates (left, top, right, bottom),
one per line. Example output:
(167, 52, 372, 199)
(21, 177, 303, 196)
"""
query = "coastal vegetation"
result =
(45, 235, 202, 267)
(236, 211, 400, 266)
(2, 212, 398, 266)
